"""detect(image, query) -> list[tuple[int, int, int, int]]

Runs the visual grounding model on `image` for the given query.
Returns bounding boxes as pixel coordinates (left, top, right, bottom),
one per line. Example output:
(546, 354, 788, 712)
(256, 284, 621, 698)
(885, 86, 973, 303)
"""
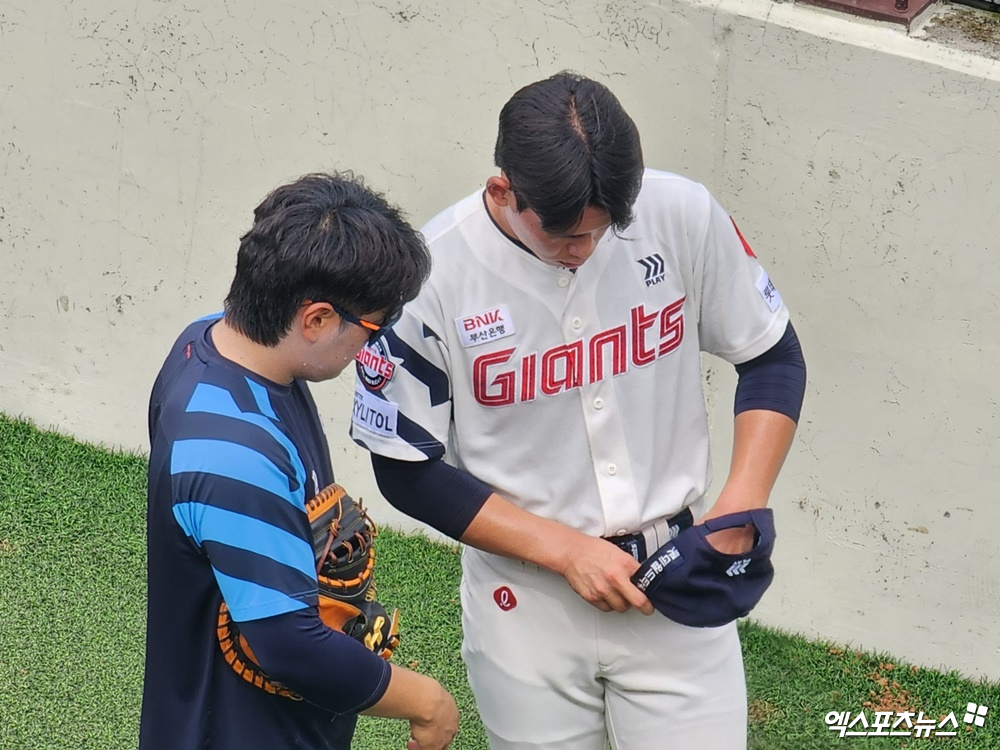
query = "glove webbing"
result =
(216, 484, 398, 701)
(310, 484, 377, 602)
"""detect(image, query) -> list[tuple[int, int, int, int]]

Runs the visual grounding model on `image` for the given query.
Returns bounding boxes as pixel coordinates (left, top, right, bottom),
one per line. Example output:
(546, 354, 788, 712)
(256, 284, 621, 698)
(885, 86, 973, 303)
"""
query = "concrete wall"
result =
(1, 0, 998, 679)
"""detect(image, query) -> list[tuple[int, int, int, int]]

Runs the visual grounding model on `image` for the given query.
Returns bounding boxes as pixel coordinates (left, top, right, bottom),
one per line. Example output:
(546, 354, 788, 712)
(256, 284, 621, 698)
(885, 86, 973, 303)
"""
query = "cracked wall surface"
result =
(701, 0, 1000, 683)
(1, 0, 998, 679)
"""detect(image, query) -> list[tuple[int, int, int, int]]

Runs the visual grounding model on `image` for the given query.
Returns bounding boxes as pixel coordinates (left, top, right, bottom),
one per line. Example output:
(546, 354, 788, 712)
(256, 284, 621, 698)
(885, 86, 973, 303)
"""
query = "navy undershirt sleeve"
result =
(733, 321, 806, 423)
(237, 607, 392, 715)
(371, 454, 492, 540)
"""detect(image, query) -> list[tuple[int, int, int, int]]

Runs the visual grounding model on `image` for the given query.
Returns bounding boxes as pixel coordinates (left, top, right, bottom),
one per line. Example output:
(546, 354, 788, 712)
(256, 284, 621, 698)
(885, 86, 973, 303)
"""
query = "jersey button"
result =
(607, 463, 618, 476)
(593, 398, 604, 409)
(571, 317, 582, 329)
(615, 528, 628, 536)
(558, 276, 570, 288)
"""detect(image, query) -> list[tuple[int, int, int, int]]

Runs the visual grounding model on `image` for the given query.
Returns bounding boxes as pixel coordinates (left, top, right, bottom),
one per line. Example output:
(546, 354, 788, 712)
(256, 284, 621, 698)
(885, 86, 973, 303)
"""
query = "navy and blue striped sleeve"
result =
(171, 380, 317, 622)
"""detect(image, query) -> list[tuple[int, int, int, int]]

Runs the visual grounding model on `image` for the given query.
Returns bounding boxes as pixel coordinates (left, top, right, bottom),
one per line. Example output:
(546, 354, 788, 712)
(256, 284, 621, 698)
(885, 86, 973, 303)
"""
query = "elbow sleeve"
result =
(371, 454, 492, 539)
(734, 321, 807, 423)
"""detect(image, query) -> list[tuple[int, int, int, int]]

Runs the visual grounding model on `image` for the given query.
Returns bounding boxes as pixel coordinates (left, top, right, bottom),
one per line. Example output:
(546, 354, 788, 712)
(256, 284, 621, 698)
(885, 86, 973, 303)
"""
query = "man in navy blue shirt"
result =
(142, 173, 458, 750)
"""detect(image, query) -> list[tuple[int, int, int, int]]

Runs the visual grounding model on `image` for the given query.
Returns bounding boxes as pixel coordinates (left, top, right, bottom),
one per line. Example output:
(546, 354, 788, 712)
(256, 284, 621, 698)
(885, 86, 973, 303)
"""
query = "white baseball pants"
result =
(460, 547, 748, 750)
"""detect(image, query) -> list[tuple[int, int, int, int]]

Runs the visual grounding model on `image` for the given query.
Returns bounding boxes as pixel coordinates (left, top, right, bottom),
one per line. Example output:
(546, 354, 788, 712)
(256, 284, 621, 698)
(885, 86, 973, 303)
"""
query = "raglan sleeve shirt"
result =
(163, 366, 390, 714)
(687, 184, 790, 364)
(350, 262, 456, 464)
(349, 204, 498, 537)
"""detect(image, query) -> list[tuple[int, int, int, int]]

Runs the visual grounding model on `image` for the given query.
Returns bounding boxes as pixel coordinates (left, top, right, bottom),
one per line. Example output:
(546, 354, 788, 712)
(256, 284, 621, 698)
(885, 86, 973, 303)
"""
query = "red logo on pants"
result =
(493, 586, 517, 611)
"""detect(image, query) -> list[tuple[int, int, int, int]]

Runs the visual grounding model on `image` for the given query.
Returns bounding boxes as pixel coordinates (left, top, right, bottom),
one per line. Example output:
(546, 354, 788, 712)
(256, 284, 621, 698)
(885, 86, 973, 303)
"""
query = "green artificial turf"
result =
(1, 413, 997, 749)
(0, 415, 148, 750)
(741, 622, 999, 749)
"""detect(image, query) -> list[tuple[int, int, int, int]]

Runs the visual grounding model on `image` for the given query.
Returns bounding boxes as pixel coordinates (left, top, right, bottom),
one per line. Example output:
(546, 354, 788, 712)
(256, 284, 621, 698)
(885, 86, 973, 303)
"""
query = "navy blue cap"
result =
(630, 509, 776, 628)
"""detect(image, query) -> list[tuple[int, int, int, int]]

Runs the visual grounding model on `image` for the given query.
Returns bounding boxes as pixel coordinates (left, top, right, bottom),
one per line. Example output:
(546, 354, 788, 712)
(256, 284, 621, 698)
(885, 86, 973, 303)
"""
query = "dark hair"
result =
(224, 172, 430, 346)
(494, 71, 644, 235)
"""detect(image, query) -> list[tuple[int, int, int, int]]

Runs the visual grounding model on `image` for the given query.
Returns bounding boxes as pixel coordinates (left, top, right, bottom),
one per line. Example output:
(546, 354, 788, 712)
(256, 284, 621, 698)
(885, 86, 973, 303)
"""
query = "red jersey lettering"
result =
(589, 326, 627, 384)
(520, 353, 537, 403)
(658, 298, 685, 357)
(473, 347, 517, 406)
(631, 305, 658, 367)
(472, 297, 686, 407)
(540, 341, 584, 396)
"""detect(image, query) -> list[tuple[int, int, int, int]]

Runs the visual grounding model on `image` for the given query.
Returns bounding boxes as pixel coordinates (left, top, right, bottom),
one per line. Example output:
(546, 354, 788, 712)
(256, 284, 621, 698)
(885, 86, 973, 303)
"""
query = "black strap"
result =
(603, 507, 694, 562)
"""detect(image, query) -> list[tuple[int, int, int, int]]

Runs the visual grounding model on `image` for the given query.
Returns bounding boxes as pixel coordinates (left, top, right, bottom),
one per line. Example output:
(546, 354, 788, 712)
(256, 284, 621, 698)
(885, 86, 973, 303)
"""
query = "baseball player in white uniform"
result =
(351, 72, 806, 749)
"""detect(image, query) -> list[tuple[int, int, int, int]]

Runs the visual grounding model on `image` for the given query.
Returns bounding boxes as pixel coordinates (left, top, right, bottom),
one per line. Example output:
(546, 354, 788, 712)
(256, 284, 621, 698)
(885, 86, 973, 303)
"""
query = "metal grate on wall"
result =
(949, 0, 1000, 11)
(796, 1, 1000, 27)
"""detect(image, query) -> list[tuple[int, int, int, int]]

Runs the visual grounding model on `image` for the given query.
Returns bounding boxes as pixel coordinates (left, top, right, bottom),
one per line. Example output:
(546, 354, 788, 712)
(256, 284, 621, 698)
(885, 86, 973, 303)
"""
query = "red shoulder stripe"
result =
(730, 217, 756, 258)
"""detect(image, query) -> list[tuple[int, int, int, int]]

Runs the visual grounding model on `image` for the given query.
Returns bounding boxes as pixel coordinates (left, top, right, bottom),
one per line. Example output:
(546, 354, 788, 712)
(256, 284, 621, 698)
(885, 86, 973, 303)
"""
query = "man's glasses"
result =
(332, 304, 402, 345)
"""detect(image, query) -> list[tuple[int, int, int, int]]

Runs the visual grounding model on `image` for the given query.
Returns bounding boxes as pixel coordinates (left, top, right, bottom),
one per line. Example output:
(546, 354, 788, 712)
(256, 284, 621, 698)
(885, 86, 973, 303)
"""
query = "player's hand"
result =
(698, 500, 756, 555)
(405, 682, 459, 750)
(558, 534, 654, 615)
(365, 664, 458, 748)
(701, 524, 755, 555)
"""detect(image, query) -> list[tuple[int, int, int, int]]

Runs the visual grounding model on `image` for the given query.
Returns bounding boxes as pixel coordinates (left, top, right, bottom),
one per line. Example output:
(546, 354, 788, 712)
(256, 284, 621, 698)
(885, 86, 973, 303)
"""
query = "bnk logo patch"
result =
(455, 304, 516, 348)
(637, 254, 665, 287)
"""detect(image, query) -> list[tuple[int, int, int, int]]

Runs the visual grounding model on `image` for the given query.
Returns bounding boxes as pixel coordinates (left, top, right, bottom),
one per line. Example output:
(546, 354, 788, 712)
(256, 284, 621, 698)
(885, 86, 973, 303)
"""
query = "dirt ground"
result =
(916, 2, 1000, 61)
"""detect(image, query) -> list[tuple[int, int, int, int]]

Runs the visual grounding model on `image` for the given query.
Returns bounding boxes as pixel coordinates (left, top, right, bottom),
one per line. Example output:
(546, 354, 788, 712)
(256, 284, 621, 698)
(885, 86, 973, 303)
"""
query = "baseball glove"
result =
(216, 484, 400, 700)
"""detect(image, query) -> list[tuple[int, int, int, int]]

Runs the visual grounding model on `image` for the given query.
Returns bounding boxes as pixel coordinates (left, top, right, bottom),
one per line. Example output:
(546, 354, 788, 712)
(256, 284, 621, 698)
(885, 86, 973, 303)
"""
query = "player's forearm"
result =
(712, 319, 804, 516)
(362, 663, 453, 721)
(461, 494, 655, 614)
(373, 452, 588, 572)
(238, 609, 392, 714)
(363, 663, 459, 749)
(460, 493, 588, 574)
(710, 408, 798, 515)
(373, 456, 613, 584)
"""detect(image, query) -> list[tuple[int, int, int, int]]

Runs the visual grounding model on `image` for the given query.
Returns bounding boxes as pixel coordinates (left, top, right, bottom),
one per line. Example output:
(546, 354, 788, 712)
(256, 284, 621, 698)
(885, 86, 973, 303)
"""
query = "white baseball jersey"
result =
(351, 169, 789, 538)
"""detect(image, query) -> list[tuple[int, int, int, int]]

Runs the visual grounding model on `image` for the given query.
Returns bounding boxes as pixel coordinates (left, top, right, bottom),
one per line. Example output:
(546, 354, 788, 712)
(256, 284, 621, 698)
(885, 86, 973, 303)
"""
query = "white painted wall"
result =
(1, 0, 997, 679)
